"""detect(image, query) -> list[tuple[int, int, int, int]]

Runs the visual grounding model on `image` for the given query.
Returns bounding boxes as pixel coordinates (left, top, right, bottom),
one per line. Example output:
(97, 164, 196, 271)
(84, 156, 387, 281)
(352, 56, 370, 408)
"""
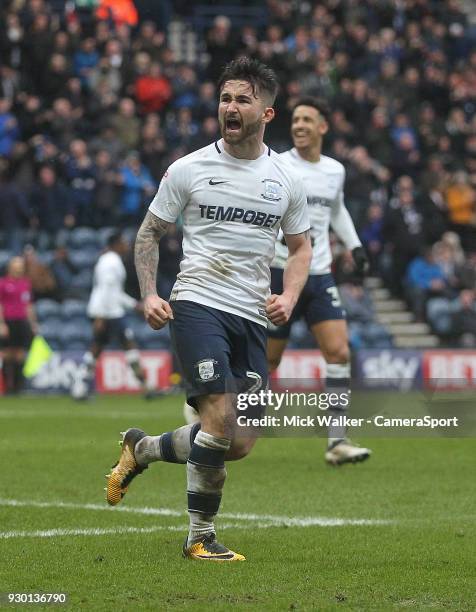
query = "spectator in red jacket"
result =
(96, 0, 138, 28)
(134, 61, 172, 114)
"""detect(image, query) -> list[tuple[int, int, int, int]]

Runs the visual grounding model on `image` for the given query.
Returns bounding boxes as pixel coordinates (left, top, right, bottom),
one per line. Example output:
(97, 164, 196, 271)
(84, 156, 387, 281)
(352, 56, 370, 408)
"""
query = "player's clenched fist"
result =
(143, 294, 174, 329)
(266, 294, 295, 326)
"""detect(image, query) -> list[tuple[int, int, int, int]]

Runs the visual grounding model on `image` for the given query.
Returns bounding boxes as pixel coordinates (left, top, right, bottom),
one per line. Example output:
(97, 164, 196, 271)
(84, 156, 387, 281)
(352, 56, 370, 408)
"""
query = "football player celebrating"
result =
(268, 98, 371, 466)
(106, 58, 312, 561)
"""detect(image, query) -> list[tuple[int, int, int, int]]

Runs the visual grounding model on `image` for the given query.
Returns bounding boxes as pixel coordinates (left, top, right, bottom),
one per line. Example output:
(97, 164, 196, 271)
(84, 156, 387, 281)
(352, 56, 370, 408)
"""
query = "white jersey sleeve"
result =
(329, 170, 361, 251)
(280, 175, 309, 236)
(148, 158, 190, 222)
(272, 150, 357, 274)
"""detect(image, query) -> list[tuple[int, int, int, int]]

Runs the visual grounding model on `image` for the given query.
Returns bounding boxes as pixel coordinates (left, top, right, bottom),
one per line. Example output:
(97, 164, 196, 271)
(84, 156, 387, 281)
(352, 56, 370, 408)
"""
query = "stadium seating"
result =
(134, 322, 171, 350)
(96, 227, 116, 249)
(68, 228, 100, 250)
(68, 249, 99, 271)
(61, 321, 93, 350)
(69, 269, 94, 295)
(39, 320, 62, 351)
(61, 299, 88, 321)
(36, 299, 61, 323)
(0, 0, 473, 352)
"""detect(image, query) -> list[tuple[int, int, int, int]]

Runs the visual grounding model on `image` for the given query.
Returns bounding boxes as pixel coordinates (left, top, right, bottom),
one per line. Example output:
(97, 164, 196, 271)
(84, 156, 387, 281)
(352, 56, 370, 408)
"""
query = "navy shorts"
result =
(92, 317, 134, 348)
(170, 300, 268, 406)
(268, 269, 345, 340)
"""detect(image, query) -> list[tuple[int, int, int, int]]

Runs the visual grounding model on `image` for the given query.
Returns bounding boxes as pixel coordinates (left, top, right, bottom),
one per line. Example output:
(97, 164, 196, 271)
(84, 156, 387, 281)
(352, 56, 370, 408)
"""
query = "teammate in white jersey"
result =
(106, 58, 312, 561)
(268, 98, 372, 466)
(71, 232, 154, 400)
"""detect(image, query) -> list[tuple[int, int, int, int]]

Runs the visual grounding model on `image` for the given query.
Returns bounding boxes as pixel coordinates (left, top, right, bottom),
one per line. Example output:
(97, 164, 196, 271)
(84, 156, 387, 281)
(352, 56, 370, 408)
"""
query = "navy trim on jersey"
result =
(215, 140, 270, 156)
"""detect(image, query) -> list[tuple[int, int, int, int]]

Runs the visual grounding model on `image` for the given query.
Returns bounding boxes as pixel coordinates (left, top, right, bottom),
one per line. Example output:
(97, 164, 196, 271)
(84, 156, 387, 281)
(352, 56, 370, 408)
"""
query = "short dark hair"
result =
(292, 97, 330, 123)
(107, 231, 124, 248)
(217, 57, 279, 104)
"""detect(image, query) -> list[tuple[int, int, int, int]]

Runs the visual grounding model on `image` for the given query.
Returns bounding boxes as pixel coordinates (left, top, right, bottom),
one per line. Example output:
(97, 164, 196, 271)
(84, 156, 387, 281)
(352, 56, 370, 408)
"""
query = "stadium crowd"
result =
(0, 0, 475, 348)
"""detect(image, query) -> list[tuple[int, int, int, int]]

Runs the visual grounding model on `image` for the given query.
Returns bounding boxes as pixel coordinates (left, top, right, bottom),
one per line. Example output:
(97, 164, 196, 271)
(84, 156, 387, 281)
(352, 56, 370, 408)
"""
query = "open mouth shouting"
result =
(225, 116, 242, 134)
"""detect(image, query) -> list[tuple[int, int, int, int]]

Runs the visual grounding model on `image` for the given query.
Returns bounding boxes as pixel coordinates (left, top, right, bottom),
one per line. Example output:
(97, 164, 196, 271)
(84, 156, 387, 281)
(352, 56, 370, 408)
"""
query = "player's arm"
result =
(330, 181, 368, 275)
(134, 210, 174, 329)
(0, 302, 8, 338)
(266, 230, 312, 326)
(26, 303, 39, 336)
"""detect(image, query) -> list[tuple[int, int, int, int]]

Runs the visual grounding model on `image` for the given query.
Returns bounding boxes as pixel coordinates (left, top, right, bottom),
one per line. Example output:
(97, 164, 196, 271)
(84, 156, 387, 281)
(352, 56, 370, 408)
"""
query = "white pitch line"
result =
(0, 524, 247, 540)
(0, 526, 183, 539)
(0, 499, 182, 517)
(0, 498, 392, 527)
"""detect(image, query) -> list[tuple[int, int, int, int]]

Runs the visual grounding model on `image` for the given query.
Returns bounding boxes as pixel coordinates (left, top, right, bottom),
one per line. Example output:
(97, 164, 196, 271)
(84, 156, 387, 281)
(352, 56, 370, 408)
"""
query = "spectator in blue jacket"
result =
(73, 38, 100, 88)
(360, 203, 384, 273)
(405, 247, 448, 321)
(117, 151, 156, 227)
(0, 97, 20, 156)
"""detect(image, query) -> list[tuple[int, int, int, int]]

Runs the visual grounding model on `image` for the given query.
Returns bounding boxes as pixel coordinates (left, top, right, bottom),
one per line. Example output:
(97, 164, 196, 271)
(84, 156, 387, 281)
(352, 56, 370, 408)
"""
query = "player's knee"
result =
(198, 394, 229, 436)
(226, 437, 256, 461)
(324, 344, 350, 364)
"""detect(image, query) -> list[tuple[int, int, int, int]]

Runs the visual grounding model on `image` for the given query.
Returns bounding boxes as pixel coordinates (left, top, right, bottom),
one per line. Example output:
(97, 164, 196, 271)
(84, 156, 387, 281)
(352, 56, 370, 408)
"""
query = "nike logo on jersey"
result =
(209, 179, 229, 185)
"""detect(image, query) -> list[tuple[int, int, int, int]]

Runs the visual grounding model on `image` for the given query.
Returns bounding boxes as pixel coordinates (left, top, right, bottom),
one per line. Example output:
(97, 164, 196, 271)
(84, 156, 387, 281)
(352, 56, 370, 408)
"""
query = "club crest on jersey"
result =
(261, 179, 282, 202)
(195, 358, 219, 382)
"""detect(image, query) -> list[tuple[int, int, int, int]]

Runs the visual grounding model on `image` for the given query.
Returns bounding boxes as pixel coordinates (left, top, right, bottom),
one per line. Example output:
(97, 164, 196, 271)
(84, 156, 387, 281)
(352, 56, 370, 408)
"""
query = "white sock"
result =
(326, 362, 351, 448)
(187, 430, 230, 546)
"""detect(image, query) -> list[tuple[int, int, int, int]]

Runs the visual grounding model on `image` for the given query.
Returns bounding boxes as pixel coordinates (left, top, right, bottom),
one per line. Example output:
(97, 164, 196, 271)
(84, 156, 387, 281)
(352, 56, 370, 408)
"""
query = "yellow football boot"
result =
(106, 428, 147, 506)
(183, 534, 245, 561)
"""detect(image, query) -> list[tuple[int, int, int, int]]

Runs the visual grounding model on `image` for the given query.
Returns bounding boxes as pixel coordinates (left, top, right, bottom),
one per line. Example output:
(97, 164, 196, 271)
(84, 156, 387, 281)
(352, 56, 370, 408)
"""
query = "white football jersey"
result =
(87, 251, 137, 318)
(272, 149, 361, 275)
(149, 139, 309, 326)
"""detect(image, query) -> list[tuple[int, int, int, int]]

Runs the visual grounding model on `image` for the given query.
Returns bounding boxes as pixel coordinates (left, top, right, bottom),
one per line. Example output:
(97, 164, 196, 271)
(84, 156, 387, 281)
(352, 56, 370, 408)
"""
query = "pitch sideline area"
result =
(0, 497, 393, 539)
(0, 395, 474, 610)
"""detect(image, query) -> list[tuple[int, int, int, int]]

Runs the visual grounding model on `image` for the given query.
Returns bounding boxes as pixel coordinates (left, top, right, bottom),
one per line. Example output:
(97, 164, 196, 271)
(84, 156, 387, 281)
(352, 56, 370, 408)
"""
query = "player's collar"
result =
(215, 139, 271, 161)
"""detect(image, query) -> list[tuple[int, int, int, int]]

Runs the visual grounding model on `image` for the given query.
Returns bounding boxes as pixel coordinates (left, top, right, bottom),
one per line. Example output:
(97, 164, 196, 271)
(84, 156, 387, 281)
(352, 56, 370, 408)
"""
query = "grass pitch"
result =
(0, 395, 474, 611)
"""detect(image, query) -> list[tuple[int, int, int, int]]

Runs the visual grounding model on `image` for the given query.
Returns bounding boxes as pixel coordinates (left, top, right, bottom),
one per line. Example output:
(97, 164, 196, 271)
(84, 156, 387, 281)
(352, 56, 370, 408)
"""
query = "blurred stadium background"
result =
(1, 3, 475, 609)
(0, 0, 475, 393)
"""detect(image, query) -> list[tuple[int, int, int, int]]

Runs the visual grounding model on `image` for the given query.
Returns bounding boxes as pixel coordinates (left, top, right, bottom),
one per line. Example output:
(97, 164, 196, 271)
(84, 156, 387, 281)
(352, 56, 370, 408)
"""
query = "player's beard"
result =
(220, 116, 262, 144)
